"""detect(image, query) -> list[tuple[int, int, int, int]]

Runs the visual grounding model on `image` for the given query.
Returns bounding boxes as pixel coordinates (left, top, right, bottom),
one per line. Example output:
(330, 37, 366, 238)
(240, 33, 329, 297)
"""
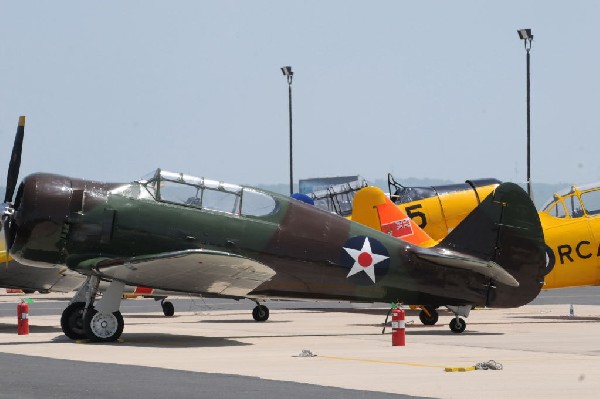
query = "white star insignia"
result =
(343, 237, 389, 283)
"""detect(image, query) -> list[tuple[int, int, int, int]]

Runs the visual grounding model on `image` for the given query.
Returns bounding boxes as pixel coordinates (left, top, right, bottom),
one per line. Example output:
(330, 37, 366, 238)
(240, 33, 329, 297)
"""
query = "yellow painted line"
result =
(445, 366, 476, 372)
(318, 355, 445, 369)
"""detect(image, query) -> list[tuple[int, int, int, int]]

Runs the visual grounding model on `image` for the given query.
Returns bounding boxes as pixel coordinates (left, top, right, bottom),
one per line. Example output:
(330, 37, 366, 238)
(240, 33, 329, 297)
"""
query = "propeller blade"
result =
(4, 116, 25, 204)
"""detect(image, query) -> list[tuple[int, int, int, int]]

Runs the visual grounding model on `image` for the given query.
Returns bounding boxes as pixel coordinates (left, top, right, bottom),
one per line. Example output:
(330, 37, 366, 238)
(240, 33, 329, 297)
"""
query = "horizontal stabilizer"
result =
(414, 251, 519, 287)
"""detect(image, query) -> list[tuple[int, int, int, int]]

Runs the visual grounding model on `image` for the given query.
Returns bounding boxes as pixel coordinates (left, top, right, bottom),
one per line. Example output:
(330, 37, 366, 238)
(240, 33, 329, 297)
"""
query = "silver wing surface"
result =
(79, 249, 275, 297)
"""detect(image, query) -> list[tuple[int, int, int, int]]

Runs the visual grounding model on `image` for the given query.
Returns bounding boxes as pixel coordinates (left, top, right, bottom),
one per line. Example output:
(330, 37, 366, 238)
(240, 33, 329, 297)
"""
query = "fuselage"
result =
(7, 171, 538, 308)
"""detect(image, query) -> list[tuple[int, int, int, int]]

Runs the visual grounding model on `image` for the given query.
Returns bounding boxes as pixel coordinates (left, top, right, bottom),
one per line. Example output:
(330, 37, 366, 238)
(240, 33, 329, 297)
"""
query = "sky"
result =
(0, 2, 599, 187)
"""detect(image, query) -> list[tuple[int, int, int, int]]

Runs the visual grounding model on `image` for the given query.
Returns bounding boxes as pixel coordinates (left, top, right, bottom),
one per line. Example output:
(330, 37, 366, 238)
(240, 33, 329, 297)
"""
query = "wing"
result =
(77, 249, 275, 297)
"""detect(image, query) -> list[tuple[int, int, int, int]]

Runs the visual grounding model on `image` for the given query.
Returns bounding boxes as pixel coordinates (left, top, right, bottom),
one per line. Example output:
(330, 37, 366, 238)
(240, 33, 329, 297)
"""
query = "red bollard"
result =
(17, 302, 29, 335)
(391, 309, 405, 346)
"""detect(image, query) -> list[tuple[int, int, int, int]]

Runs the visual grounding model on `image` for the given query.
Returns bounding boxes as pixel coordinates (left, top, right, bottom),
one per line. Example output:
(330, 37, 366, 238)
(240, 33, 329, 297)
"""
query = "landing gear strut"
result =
(61, 276, 126, 342)
(446, 305, 471, 334)
(252, 301, 269, 322)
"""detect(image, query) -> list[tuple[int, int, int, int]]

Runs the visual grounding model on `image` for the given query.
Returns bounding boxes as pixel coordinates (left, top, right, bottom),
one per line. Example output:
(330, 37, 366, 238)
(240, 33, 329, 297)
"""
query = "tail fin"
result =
(352, 186, 436, 247)
(436, 182, 546, 307)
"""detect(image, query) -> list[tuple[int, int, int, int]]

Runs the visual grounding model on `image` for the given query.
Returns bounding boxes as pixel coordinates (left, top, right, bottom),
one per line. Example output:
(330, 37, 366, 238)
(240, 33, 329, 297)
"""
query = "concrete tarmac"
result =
(0, 290, 599, 399)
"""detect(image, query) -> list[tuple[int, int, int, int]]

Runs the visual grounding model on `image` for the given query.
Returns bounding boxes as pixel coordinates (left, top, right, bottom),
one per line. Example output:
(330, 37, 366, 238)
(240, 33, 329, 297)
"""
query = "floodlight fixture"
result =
(281, 66, 293, 86)
(517, 29, 534, 51)
(517, 29, 533, 40)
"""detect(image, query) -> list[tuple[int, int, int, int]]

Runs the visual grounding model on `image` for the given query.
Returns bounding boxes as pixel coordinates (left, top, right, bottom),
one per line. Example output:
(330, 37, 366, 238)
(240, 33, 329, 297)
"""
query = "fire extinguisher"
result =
(391, 308, 405, 346)
(17, 301, 29, 335)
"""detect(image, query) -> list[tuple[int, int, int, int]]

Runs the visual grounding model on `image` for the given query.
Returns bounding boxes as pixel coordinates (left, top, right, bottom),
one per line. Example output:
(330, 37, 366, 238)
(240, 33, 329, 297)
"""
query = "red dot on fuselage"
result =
(358, 252, 373, 267)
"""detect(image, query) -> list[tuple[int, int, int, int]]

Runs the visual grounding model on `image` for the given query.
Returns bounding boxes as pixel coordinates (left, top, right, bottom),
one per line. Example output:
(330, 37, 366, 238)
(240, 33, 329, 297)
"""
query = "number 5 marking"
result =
(405, 204, 427, 228)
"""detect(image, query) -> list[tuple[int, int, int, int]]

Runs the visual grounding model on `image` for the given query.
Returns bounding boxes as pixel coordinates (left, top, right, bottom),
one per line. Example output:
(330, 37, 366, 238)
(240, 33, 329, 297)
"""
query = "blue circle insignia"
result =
(340, 236, 391, 285)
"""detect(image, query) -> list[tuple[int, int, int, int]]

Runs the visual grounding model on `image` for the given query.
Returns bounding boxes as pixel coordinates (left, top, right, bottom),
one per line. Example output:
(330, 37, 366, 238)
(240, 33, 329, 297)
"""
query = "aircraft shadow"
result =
(52, 331, 392, 347)
(297, 308, 453, 317)
(50, 333, 252, 348)
(219, 332, 385, 340)
(406, 330, 503, 336)
(199, 319, 290, 324)
(124, 314, 178, 319)
(0, 323, 62, 334)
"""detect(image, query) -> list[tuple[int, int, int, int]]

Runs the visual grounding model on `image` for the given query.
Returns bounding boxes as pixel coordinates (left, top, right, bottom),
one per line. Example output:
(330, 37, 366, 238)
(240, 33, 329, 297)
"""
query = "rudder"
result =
(437, 183, 546, 307)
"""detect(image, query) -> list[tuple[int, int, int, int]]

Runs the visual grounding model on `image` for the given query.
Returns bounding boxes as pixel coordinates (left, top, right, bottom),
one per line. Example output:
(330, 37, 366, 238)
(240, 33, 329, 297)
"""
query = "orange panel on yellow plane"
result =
(352, 187, 436, 247)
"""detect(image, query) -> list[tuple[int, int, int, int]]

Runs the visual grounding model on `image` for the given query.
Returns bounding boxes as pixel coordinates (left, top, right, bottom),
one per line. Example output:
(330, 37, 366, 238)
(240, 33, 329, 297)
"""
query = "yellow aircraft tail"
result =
(352, 186, 436, 247)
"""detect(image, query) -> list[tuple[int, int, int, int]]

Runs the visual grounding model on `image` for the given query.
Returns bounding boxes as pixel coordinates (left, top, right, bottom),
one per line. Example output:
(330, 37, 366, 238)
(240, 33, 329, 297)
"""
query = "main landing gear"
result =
(252, 300, 269, 322)
(61, 276, 126, 342)
(161, 300, 175, 317)
(60, 302, 86, 340)
(155, 298, 175, 317)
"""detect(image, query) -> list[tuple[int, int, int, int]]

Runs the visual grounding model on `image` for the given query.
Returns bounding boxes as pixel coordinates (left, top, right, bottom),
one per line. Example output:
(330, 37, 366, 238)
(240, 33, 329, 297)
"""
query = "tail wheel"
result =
(60, 302, 86, 340)
(84, 308, 124, 342)
(449, 317, 466, 333)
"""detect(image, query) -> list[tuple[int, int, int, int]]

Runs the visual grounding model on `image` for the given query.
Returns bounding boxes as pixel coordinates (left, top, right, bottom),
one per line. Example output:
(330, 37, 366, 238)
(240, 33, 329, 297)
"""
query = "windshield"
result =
(580, 189, 600, 216)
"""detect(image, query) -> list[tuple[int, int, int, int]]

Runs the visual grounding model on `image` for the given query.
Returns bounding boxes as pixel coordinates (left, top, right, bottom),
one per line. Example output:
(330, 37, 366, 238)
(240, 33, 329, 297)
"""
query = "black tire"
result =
(22, 289, 35, 294)
(252, 305, 269, 322)
(449, 317, 467, 333)
(60, 302, 86, 340)
(83, 308, 124, 342)
(162, 301, 175, 317)
(418, 307, 439, 326)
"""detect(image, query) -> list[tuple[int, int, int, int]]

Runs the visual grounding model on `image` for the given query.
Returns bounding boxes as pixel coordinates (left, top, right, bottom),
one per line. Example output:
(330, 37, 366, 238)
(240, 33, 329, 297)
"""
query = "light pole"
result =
(517, 29, 533, 198)
(281, 66, 294, 195)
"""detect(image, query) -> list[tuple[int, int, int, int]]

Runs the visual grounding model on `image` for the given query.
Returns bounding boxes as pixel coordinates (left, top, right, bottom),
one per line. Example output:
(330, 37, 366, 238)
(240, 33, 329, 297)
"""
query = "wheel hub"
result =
(90, 312, 118, 339)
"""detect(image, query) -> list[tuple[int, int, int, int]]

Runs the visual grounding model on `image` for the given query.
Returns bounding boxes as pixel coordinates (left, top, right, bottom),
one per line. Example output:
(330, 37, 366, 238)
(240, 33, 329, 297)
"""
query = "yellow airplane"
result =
(384, 174, 501, 241)
(385, 177, 600, 289)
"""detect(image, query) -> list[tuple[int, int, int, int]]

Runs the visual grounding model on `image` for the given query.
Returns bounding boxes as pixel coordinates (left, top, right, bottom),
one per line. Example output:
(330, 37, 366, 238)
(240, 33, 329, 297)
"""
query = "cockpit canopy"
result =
(541, 183, 600, 218)
(113, 168, 278, 217)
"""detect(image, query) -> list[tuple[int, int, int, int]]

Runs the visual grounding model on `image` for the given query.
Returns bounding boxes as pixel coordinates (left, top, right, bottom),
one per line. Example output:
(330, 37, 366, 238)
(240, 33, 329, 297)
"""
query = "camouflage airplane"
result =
(2, 117, 546, 341)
